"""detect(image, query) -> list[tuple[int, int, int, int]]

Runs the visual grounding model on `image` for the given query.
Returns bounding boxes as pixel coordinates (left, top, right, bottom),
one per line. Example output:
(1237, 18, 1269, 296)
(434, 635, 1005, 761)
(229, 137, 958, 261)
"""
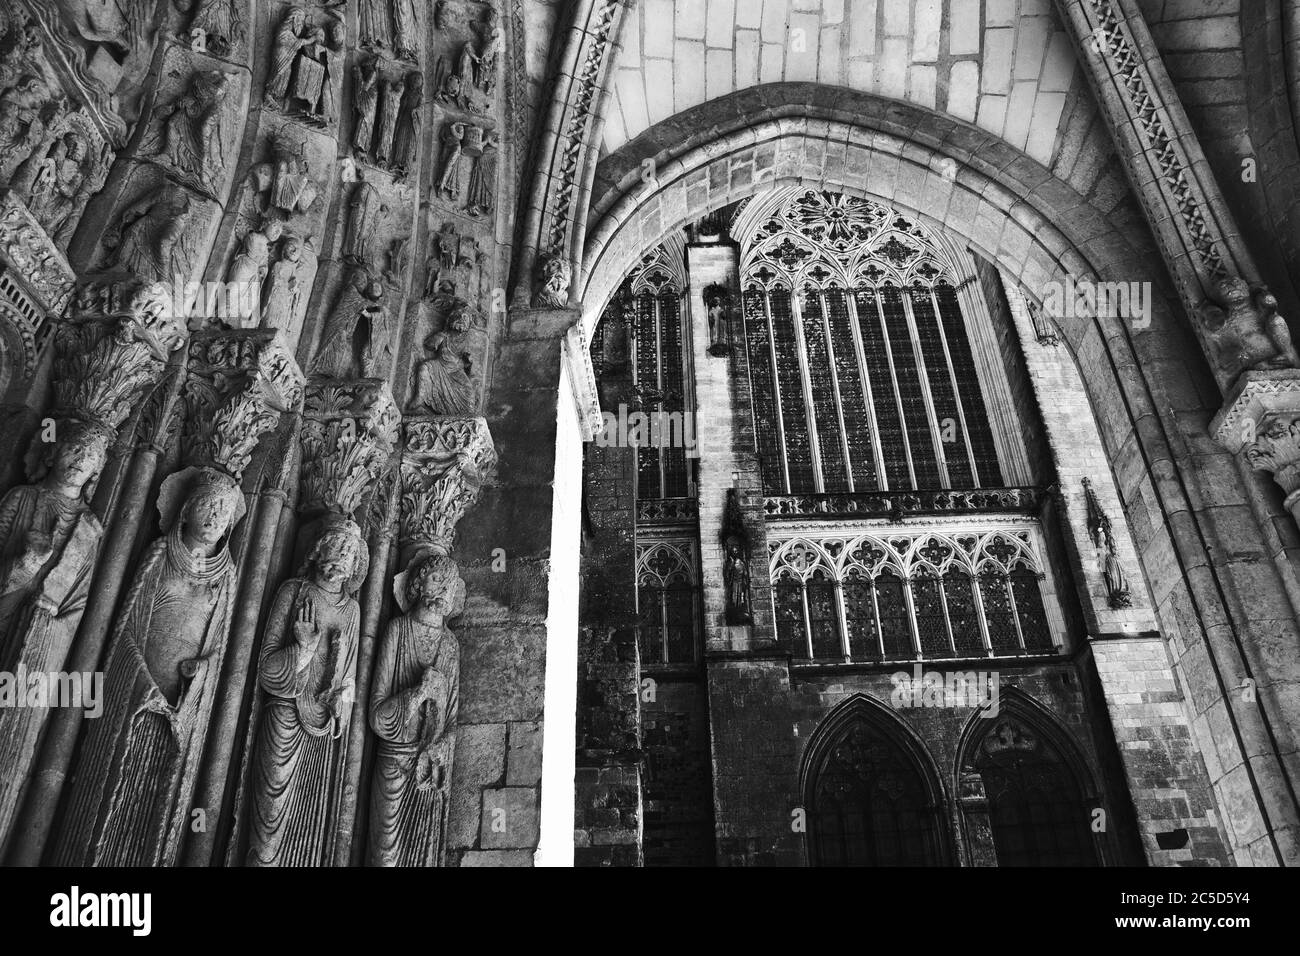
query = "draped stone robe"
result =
(367, 615, 459, 867)
(54, 527, 234, 866)
(0, 486, 102, 843)
(246, 578, 359, 867)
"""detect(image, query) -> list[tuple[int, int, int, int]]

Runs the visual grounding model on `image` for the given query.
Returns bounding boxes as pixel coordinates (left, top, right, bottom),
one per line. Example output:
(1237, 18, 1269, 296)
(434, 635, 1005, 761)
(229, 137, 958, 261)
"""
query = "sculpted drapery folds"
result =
(367, 551, 463, 867)
(245, 517, 368, 867)
(53, 468, 244, 867)
(0, 421, 110, 843)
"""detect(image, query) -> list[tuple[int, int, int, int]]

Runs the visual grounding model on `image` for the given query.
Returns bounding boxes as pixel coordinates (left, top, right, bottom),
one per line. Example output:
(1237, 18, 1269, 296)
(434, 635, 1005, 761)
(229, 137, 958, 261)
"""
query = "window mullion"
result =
(972, 567, 995, 658)
(834, 581, 851, 660)
(901, 289, 951, 488)
(800, 582, 815, 659)
(902, 570, 923, 660)
(847, 291, 887, 490)
(931, 286, 982, 488)
(870, 579, 886, 659)
(763, 291, 792, 493)
(1006, 570, 1028, 653)
(659, 587, 670, 663)
(654, 296, 666, 496)
(937, 573, 957, 657)
(791, 288, 825, 492)
(820, 290, 856, 493)
(873, 288, 917, 490)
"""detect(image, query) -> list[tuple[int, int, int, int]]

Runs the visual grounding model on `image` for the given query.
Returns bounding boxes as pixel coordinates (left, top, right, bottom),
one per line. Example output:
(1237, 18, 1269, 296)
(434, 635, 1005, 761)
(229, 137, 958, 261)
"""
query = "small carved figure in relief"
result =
(261, 235, 308, 349)
(358, 0, 390, 52)
(0, 75, 49, 171)
(0, 421, 110, 844)
(343, 180, 383, 266)
(534, 252, 571, 308)
(422, 223, 467, 298)
(261, 144, 319, 217)
(367, 552, 464, 867)
(392, 0, 420, 62)
(411, 303, 477, 415)
(311, 267, 389, 379)
(720, 488, 753, 626)
(188, 0, 246, 58)
(351, 59, 380, 161)
(375, 76, 404, 168)
(434, 121, 465, 200)
(53, 467, 244, 867)
(22, 131, 113, 248)
(226, 220, 285, 326)
(466, 139, 496, 218)
(477, 7, 501, 97)
(1200, 276, 1300, 378)
(157, 69, 232, 196)
(111, 187, 195, 281)
(289, 24, 340, 124)
(265, 8, 310, 108)
(246, 517, 368, 867)
(389, 71, 423, 179)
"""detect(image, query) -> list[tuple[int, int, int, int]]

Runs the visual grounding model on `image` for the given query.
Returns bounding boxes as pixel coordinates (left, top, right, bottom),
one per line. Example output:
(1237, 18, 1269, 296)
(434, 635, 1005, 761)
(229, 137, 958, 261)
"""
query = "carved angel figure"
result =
(157, 70, 231, 196)
(246, 517, 367, 867)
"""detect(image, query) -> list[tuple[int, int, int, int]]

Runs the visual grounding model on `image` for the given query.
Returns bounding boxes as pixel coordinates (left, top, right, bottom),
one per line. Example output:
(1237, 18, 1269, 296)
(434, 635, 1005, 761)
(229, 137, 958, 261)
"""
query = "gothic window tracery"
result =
(768, 528, 1056, 661)
(741, 190, 1003, 495)
(635, 538, 701, 665)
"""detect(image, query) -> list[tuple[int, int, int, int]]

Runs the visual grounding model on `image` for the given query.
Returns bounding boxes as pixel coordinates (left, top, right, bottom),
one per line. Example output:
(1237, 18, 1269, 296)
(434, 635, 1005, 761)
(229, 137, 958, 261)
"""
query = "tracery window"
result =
(740, 190, 1003, 495)
(769, 528, 1057, 661)
(635, 538, 702, 666)
(625, 246, 692, 500)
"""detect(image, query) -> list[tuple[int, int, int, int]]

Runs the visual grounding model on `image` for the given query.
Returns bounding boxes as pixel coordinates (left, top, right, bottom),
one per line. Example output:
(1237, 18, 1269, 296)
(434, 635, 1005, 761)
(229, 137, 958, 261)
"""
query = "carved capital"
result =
(182, 329, 305, 480)
(564, 320, 603, 440)
(1212, 370, 1300, 515)
(52, 284, 188, 432)
(398, 416, 496, 557)
(299, 378, 401, 518)
(0, 189, 76, 314)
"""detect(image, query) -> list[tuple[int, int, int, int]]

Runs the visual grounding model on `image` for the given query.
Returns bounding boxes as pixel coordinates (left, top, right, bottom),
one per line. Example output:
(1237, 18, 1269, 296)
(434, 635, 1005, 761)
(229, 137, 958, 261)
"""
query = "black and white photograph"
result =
(0, 0, 1291, 937)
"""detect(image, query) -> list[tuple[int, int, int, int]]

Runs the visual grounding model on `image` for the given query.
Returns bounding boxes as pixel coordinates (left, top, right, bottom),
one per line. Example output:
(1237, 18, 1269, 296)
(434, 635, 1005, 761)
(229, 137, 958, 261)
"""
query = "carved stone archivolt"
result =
(0, 188, 75, 314)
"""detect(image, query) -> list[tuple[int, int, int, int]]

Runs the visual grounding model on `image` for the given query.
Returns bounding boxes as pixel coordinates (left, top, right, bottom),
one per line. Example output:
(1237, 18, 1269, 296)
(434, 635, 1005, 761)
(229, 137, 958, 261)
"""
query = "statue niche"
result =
(245, 516, 368, 866)
(53, 467, 245, 867)
(367, 551, 464, 866)
(0, 421, 110, 843)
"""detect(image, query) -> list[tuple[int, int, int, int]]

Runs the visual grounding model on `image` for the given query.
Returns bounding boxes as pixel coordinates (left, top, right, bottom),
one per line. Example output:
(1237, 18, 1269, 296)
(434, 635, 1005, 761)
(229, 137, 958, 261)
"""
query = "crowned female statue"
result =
(53, 466, 244, 866)
(0, 421, 111, 844)
(367, 551, 463, 866)
(245, 516, 368, 866)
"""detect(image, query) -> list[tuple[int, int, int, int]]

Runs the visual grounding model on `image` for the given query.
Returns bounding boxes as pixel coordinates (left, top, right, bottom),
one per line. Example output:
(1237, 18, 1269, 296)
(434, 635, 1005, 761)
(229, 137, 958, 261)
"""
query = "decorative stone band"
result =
(1212, 370, 1300, 515)
(397, 416, 497, 558)
(636, 497, 699, 526)
(181, 329, 306, 481)
(299, 378, 401, 518)
(564, 320, 604, 440)
(516, 0, 628, 305)
(763, 487, 1046, 522)
(0, 189, 76, 315)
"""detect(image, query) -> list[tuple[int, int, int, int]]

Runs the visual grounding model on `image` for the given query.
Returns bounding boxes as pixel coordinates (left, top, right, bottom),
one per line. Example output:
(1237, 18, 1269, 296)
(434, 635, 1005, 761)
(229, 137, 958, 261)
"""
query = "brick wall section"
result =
(640, 674, 715, 865)
(1090, 636, 1231, 864)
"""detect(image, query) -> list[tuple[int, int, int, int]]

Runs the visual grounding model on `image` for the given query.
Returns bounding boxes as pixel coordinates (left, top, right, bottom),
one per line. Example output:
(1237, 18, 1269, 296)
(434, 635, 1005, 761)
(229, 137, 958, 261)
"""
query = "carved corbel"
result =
(299, 378, 401, 519)
(181, 328, 305, 480)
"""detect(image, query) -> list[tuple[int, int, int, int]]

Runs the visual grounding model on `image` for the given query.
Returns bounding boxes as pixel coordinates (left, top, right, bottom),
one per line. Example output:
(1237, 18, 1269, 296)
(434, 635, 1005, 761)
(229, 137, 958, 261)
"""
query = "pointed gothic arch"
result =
(799, 694, 952, 866)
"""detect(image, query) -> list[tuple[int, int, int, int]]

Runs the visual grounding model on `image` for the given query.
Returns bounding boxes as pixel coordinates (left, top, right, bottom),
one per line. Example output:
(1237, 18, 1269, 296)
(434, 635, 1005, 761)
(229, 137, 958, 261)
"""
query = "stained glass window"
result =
(740, 190, 1004, 495)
